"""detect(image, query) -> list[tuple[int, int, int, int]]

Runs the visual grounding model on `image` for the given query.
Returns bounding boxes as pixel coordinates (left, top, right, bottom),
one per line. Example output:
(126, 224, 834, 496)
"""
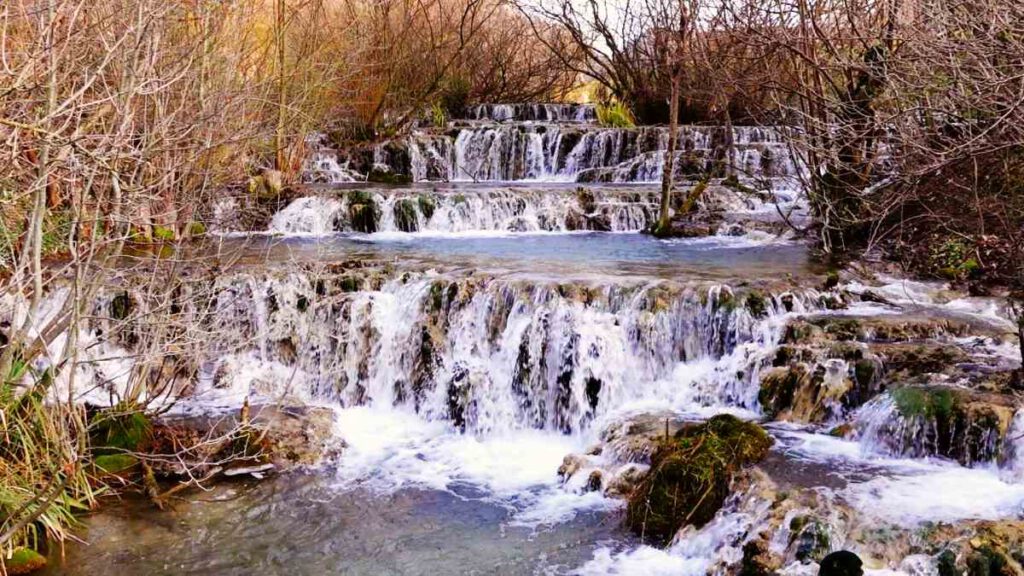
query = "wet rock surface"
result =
(151, 404, 343, 478)
(624, 415, 773, 543)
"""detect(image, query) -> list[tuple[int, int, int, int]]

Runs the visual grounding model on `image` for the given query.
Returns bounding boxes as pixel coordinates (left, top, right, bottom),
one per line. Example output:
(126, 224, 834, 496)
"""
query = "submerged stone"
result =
(625, 414, 772, 544)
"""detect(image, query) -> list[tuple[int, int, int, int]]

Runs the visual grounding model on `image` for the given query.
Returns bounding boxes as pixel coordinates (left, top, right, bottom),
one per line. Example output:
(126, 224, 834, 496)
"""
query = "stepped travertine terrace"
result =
(14, 100, 1022, 576)
(303, 104, 802, 184)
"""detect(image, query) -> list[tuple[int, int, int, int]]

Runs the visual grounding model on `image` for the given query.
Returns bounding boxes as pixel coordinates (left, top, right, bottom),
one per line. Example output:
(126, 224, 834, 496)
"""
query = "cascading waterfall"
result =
(308, 101, 803, 184)
(268, 188, 661, 234)
(302, 134, 362, 183)
(188, 271, 808, 435)
(853, 391, 1018, 468)
(386, 124, 800, 183)
(465, 103, 596, 123)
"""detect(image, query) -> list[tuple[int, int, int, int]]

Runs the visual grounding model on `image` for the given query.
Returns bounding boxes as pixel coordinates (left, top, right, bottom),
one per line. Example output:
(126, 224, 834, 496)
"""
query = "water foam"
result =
(331, 405, 617, 526)
(778, 429, 1024, 526)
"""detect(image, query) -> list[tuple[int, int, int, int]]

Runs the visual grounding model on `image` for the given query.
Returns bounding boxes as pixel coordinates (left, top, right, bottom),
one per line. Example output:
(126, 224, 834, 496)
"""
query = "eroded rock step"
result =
(213, 181, 802, 236)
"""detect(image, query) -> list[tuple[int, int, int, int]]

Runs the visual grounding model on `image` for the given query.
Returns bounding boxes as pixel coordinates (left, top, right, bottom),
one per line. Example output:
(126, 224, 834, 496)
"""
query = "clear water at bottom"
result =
(42, 474, 632, 576)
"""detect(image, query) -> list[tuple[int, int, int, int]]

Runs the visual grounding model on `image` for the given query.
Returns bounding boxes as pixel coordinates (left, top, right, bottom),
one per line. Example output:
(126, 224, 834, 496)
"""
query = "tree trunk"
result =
(274, 0, 287, 172)
(655, 74, 681, 236)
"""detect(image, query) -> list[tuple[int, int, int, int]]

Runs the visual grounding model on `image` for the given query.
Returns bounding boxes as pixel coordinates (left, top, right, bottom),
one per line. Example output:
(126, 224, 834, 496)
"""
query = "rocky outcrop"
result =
(855, 385, 1018, 466)
(625, 414, 773, 544)
(759, 312, 1017, 426)
(150, 404, 343, 479)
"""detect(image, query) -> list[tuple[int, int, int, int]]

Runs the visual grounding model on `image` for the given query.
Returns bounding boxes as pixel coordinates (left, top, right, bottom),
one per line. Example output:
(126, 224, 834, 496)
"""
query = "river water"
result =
(33, 104, 1024, 575)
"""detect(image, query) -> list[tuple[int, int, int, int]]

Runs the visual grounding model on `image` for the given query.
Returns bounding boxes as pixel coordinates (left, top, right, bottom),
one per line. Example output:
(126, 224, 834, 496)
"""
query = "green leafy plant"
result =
(930, 236, 980, 280)
(596, 99, 635, 128)
(430, 103, 447, 128)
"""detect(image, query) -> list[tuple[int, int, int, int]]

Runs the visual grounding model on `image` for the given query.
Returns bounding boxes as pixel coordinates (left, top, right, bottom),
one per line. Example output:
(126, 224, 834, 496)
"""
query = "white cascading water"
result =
(268, 188, 662, 234)
(466, 103, 596, 123)
(305, 105, 803, 184)
(413, 124, 799, 183)
(198, 274, 802, 435)
(302, 133, 362, 183)
(18, 250, 1024, 573)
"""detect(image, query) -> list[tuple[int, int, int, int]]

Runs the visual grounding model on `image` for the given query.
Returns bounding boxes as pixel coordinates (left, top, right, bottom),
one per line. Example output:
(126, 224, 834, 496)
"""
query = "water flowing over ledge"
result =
(257, 183, 797, 236)
(304, 120, 803, 184)
(11, 247, 1024, 575)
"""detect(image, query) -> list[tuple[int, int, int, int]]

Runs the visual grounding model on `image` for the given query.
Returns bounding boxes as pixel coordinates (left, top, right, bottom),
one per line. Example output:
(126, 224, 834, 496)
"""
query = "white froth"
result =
(331, 405, 617, 526)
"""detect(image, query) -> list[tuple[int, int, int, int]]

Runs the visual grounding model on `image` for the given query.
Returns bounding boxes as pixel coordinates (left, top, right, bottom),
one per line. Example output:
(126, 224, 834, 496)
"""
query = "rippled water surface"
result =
(43, 475, 632, 576)
(192, 231, 819, 283)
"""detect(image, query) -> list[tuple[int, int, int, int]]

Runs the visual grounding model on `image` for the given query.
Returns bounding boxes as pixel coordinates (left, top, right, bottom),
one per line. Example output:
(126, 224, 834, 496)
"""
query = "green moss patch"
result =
(347, 191, 381, 233)
(417, 194, 437, 220)
(3, 547, 47, 575)
(393, 199, 419, 232)
(626, 414, 772, 544)
(891, 387, 956, 420)
(94, 453, 139, 474)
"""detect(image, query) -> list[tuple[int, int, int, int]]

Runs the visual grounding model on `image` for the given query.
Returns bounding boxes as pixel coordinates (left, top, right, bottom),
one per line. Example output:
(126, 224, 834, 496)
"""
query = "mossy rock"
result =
(347, 191, 381, 233)
(937, 549, 961, 576)
(393, 198, 419, 232)
(417, 194, 437, 220)
(625, 414, 772, 544)
(966, 545, 1013, 576)
(887, 386, 1016, 464)
(643, 285, 679, 314)
(823, 270, 841, 290)
(782, 321, 822, 345)
(819, 318, 862, 341)
(739, 539, 780, 576)
(349, 190, 374, 204)
(367, 168, 412, 185)
(880, 343, 968, 375)
(2, 548, 46, 575)
(90, 406, 152, 453)
(745, 291, 769, 318)
(758, 365, 808, 419)
(576, 187, 597, 213)
(891, 387, 957, 420)
(339, 275, 361, 293)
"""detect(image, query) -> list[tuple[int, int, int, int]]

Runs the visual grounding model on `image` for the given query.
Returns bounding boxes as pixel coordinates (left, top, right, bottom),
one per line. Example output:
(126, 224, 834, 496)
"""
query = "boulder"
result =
(625, 414, 772, 544)
(2, 548, 46, 575)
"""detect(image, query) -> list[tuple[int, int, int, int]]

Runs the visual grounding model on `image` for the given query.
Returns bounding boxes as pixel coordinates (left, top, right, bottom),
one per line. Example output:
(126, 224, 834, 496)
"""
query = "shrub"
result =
(596, 99, 635, 128)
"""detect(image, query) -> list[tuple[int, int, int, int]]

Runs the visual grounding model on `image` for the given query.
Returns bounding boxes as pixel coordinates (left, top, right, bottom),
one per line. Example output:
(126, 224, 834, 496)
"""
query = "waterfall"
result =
(308, 106, 804, 184)
(302, 134, 362, 183)
(268, 188, 661, 234)
(465, 103, 597, 123)
(175, 272, 808, 435)
(851, 390, 1016, 468)
(371, 125, 798, 183)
